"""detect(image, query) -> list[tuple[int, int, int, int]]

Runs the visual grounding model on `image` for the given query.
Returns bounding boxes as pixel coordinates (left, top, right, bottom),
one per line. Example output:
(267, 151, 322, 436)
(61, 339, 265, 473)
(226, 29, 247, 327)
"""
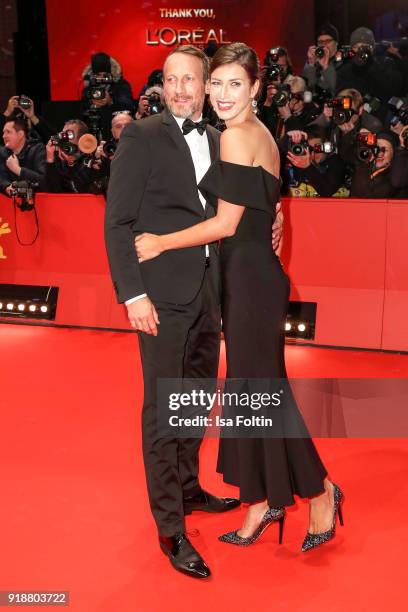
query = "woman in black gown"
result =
(135, 43, 344, 552)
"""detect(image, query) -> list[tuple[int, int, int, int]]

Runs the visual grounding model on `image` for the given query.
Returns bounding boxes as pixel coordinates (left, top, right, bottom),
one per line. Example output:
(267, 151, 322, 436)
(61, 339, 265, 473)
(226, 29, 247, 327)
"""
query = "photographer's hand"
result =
(287, 130, 308, 143)
(126, 297, 160, 335)
(6, 154, 21, 176)
(4, 96, 19, 117)
(5, 184, 13, 197)
(264, 83, 278, 108)
(46, 139, 56, 163)
(318, 47, 330, 70)
(135, 233, 164, 262)
(307, 46, 317, 65)
(287, 149, 311, 169)
(19, 97, 39, 124)
(136, 96, 149, 119)
(399, 126, 408, 148)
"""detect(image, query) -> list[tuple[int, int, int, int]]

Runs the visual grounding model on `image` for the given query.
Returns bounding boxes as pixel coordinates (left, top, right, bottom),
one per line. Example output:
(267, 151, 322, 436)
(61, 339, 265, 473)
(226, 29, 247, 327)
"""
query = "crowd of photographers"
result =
(1, 28, 408, 202)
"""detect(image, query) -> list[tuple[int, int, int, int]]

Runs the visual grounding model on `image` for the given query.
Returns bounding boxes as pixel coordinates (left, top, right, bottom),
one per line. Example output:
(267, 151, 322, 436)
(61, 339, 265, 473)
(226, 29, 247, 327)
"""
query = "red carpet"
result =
(0, 323, 407, 612)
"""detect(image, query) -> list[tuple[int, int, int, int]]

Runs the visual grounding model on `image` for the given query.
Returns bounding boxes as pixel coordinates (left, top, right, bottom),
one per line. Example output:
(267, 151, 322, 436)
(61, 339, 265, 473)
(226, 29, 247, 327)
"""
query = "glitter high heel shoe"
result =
(218, 507, 285, 546)
(301, 482, 344, 552)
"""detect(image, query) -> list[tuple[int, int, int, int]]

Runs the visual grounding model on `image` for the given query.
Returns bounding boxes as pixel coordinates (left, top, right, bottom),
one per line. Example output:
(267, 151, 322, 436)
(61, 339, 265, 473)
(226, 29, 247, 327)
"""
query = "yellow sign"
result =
(0, 218, 11, 259)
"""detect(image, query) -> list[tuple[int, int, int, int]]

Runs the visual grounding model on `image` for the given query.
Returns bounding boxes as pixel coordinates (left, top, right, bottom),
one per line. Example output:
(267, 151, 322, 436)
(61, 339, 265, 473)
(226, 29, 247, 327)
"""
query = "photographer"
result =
(303, 23, 339, 95)
(281, 126, 346, 197)
(350, 131, 397, 198)
(80, 52, 134, 140)
(277, 76, 319, 133)
(390, 125, 408, 197)
(0, 118, 46, 196)
(135, 86, 164, 120)
(45, 119, 105, 194)
(1, 95, 57, 145)
(258, 48, 294, 138)
(93, 111, 134, 191)
(335, 28, 403, 119)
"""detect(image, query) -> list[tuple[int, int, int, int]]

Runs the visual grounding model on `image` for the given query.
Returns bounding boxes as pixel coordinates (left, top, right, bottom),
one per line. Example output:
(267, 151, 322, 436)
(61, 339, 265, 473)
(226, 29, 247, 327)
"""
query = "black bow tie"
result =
(182, 118, 209, 136)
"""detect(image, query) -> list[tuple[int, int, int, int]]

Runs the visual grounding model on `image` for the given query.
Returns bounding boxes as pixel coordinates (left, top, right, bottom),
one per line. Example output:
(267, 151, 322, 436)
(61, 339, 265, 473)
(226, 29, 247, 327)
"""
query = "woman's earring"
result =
(251, 98, 258, 113)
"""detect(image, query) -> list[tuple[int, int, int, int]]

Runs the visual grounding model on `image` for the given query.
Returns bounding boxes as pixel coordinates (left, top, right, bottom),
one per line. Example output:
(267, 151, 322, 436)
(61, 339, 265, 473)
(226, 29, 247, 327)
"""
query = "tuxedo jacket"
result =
(105, 108, 221, 304)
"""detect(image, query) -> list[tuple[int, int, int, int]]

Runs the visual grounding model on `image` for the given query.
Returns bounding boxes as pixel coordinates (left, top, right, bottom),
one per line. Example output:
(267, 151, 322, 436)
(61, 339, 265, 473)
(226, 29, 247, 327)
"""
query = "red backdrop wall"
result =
(1, 194, 407, 352)
(45, 0, 314, 100)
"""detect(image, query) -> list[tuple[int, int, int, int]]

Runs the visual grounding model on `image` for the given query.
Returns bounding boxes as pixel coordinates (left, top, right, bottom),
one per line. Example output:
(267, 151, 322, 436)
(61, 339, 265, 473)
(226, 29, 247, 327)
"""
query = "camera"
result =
(353, 46, 372, 67)
(102, 139, 117, 157)
(334, 46, 356, 63)
(315, 46, 325, 59)
(88, 73, 113, 101)
(147, 92, 163, 115)
(17, 95, 32, 110)
(50, 130, 78, 155)
(265, 47, 284, 65)
(265, 63, 285, 83)
(10, 180, 38, 211)
(388, 97, 408, 126)
(288, 138, 309, 156)
(363, 94, 381, 114)
(356, 132, 378, 162)
(327, 97, 354, 125)
(272, 84, 292, 107)
(310, 142, 336, 154)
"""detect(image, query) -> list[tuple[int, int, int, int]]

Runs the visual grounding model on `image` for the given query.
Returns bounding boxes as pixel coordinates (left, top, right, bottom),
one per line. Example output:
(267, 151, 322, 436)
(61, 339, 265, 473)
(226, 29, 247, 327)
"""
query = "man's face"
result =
(163, 52, 206, 120)
(375, 138, 394, 169)
(3, 122, 26, 152)
(111, 114, 133, 140)
(277, 55, 289, 78)
(289, 84, 304, 114)
(317, 35, 338, 58)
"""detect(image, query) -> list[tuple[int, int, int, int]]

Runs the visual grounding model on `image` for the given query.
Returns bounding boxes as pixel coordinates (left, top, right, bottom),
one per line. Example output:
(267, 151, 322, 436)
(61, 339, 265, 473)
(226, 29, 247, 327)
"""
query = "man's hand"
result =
(264, 83, 278, 108)
(399, 125, 408, 148)
(338, 118, 356, 134)
(4, 96, 19, 117)
(18, 97, 38, 123)
(287, 130, 308, 144)
(5, 184, 14, 197)
(6, 154, 21, 176)
(136, 95, 150, 119)
(272, 201, 283, 253)
(46, 139, 56, 163)
(307, 46, 317, 65)
(318, 46, 330, 70)
(126, 296, 160, 335)
(287, 148, 311, 169)
(92, 91, 113, 108)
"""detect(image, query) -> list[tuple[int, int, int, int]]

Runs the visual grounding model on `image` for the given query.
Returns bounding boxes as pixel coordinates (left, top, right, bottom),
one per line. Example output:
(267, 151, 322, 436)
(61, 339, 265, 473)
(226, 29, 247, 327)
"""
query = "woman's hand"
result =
(135, 233, 164, 262)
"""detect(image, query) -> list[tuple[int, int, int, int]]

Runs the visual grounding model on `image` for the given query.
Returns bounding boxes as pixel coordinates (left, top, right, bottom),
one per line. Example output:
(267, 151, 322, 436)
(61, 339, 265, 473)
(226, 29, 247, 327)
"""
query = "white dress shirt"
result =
(126, 114, 212, 306)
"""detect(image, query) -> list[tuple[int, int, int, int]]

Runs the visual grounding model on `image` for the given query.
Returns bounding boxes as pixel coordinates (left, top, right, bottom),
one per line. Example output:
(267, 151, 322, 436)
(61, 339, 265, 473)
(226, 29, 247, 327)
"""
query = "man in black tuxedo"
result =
(105, 45, 282, 579)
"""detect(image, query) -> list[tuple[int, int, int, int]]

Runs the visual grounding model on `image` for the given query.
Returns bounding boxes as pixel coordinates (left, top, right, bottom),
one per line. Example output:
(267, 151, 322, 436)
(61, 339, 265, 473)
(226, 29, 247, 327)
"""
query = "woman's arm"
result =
(135, 127, 251, 261)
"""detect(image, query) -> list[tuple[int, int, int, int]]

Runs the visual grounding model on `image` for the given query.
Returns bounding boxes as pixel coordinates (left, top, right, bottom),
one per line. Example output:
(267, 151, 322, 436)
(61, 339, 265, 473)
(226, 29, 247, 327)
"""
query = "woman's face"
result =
(209, 62, 258, 123)
(375, 139, 394, 169)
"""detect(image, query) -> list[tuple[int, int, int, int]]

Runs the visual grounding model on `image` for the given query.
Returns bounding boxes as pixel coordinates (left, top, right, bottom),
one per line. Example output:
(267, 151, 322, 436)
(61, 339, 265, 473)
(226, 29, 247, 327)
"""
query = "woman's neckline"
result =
(218, 159, 280, 182)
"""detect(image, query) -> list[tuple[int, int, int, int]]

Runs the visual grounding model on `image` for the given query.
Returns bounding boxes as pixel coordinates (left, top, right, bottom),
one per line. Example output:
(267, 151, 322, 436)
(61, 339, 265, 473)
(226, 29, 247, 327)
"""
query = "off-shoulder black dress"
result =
(199, 160, 328, 507)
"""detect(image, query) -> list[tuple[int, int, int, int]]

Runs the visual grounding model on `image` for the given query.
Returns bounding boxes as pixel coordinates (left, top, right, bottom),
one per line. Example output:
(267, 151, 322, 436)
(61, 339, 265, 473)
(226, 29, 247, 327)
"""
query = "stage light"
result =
(0, 284, 59, 321)
(285, 302, 316, 341)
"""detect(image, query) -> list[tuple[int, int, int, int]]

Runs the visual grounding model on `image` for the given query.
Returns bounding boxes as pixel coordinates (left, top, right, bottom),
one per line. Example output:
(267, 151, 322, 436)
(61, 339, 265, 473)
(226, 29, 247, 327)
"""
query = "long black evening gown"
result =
(199, 160, 328, 508)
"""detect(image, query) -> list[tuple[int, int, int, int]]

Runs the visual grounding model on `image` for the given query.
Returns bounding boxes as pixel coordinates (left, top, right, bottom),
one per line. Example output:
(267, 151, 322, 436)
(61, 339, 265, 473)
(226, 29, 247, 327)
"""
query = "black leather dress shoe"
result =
(159, 533, 211, 579)
(184, 489, 241, 515)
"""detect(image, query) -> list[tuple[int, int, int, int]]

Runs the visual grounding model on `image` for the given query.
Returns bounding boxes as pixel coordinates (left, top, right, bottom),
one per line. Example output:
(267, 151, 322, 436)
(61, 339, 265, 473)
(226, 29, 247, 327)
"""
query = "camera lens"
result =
(315, 46, 325, 59)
